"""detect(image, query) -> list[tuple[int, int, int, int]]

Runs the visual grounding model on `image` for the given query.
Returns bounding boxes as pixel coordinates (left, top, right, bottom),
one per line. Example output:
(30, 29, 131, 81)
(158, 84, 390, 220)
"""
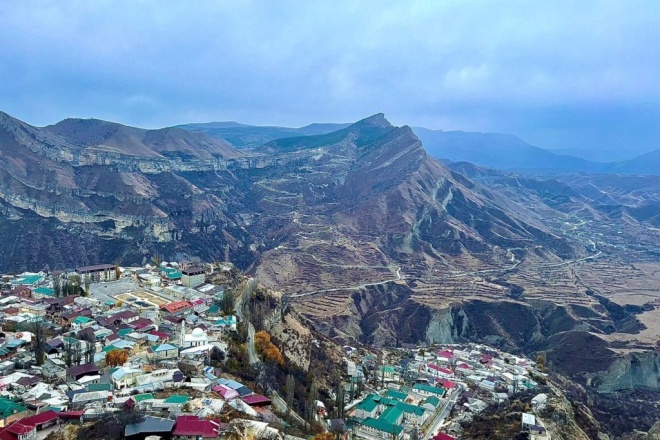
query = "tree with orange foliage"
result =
(106, 349, 128, 367)
(254, 330, 284, 365)
(313, 433, 334, 440)
(254, 330, 270, 350)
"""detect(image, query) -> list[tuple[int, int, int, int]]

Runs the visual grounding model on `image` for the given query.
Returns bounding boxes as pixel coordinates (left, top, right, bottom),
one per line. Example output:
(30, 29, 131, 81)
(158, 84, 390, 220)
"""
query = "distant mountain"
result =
(412, 127, 604, 172)
(43, 116, 242, 160)
(176, 119, 658, 175)
(603, 148, 660, 175)
(177, 121, 350, 148)
(545, 147, 640, 163)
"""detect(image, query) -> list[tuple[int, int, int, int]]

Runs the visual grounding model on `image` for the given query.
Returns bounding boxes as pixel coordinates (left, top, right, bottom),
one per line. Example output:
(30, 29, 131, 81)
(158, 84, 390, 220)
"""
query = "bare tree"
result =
(63, 338, 75, 367)
(53, 277, 61, 298)
(306, 380, 318, 424)
(335, 382, 345, 419)
(31, 318, 47, 366)
(285, 374, 295, 416)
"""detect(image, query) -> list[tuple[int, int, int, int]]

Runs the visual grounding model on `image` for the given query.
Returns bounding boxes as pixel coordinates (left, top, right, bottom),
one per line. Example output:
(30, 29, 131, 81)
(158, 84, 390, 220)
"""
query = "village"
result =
(0, 261, 551, 440)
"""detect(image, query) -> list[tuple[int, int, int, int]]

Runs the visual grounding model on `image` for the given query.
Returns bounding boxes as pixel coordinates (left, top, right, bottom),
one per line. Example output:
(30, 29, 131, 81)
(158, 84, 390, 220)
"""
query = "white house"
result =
(111, 366, 143, 390)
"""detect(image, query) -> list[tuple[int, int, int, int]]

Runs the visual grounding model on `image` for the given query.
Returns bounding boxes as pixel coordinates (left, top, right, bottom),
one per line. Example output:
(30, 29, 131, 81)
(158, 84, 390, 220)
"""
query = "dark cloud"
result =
(0, 1, 658, 156)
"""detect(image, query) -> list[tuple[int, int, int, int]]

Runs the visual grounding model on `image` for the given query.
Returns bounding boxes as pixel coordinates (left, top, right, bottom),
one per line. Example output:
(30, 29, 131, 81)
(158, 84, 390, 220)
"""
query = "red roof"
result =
(428, 364, 452, 374)
(0, 423, 35, 440)
(149, 330, 169, 340)
(436, 350, 455, 359)
(173, 416, 220, 437)
(6, 423, 33, 435)
(433, 433, 455, 440)
(437, 379, 457, 389)
(20, 410, 59, 426)
(160, 301, 192, 313)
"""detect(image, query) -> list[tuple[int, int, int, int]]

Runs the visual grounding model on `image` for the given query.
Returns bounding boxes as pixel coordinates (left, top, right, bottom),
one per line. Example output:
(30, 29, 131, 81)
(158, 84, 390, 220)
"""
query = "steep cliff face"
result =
(592, 351, 660, 392)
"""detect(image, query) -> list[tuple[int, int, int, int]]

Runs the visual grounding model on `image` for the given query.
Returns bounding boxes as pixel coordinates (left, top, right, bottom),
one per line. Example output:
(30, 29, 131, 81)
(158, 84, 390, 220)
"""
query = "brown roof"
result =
(76, 264, 115, 273)
(66, 363, 99, 378)
(182, 267, 205, 276)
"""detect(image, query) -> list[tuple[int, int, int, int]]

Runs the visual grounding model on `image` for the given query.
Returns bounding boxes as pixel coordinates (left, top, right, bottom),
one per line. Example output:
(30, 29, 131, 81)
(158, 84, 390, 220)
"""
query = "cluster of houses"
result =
(343, 343, 548, 440)
(0, 262, 295, 440)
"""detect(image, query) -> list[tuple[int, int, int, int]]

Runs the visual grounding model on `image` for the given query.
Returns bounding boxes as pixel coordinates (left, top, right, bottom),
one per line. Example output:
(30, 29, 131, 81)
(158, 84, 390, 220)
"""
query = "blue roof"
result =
(154, 343, 177, 352)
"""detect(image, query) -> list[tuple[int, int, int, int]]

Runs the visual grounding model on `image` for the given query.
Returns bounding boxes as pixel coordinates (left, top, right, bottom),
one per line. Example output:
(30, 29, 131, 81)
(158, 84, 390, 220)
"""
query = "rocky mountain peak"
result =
(351, 112, 391, 129)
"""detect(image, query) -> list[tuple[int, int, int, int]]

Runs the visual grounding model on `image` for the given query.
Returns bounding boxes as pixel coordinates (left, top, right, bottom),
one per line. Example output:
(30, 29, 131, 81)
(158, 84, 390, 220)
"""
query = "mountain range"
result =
(181, 120, 659, 175)
(1, 110, 659, 393)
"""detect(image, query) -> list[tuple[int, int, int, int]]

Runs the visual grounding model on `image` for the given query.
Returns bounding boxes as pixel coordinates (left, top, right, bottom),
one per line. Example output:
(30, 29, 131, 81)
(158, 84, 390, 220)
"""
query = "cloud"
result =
(0, 0, 658, 154)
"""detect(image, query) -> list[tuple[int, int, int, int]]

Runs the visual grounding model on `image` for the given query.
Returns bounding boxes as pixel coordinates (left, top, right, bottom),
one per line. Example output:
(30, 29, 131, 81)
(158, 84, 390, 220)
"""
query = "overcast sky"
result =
(0, 1, 658, 157)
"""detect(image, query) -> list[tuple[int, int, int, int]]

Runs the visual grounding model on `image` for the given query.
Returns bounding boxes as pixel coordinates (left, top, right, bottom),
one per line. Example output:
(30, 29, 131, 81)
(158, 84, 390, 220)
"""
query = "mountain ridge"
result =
(175, 116, 659, 175)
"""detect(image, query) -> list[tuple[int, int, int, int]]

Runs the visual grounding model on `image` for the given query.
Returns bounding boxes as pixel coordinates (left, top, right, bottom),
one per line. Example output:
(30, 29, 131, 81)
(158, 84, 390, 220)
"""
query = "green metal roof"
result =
(33, 287, 55, 296)
(133, 393, 154, 402)
(164, 271, 182, 279)
(412, 383, 445, 397)
(118, 328, 132, 337)
(88, 383, 112, 392)
(385, 389, 407, 401)
(72, 316, 92, 324)
(164, 395, 189, 404)
(379, 406, 403, 425)
(424, 396, 441, 407)
(362, 417, 403, 435)
(356, 396, 378, 412)
(14, 275, 43, 285)
(0, 398, 26, 418)
(395, 400, 426, 417)
(379, 365, 396, 373)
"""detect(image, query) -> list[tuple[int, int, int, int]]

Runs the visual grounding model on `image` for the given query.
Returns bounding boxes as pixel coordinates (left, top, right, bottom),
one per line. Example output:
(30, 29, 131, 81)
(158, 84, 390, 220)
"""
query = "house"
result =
(181, 267, 206, 288)
(240, 395, 271, 407)
(0, 422, 36, 440)
(71, 316, 94, 330)
(0, 399, 29, 428)
(355, 396, 378, 419)
(66, 364, 100, 382)
(422, 396, 441, 411)
(211, 384, 239, 400)
(134, 369, 182, 392)
(71, 391, 110, 409)
(160, 301, 193, 317)
(75, 264, 117, 283)
(125, 416, 175, 439)
(357, 418, 403, 440)
(17, 410, 59, 431)
(172, 415, 221, 439)
(377, 365, 397, 381)
(111, 311, 139, 325)
(428, 364, 454, 378)
(31, 288, 55, 300)
(531, 393, 548, 411)
(10, 287, 32, 299)
(111, 366, 143, 389)
(148, 344, 179, 361)
(412, 383, 445, 398)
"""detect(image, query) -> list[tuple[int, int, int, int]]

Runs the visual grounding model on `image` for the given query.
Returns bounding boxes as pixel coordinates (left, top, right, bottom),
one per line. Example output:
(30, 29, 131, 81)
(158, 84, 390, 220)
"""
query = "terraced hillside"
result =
(1, 110, 660, 392)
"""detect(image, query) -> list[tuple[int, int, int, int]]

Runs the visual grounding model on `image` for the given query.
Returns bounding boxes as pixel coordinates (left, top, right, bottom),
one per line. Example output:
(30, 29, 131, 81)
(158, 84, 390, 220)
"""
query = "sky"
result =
(0, 1, 659, 159)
